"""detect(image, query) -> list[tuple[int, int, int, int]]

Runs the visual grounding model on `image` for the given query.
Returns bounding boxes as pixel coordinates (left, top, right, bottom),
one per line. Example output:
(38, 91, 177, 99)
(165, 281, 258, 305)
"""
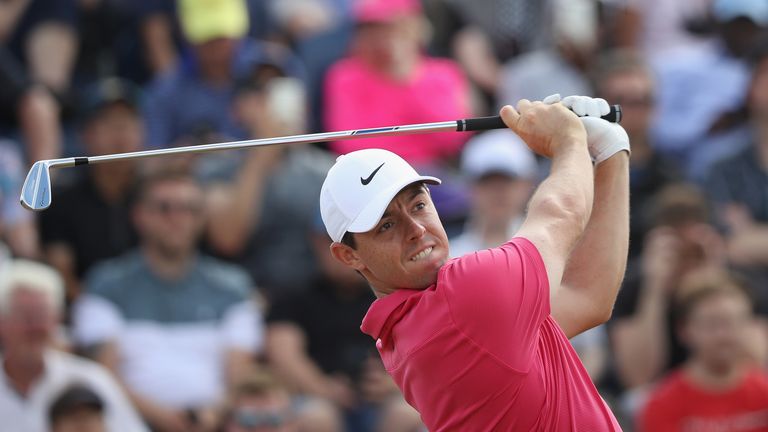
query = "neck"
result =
(3, 351, 45, 397)
(92, 164, 133, 204)
(685, 358, 745, 391)
(476, 219, 515, 248)
(142, 245, 194, 280)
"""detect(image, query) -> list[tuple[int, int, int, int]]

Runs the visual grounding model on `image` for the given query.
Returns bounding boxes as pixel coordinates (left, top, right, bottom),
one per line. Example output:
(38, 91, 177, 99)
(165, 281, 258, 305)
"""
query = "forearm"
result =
(27, 22, 77, 93)
(271, 350, 336, 396)
(19, 86, 61, 161)
(141, 13, 178, 76)
(206, 155, 271, 255)
(727, 224, 768, 266)
(561, 153, 630, 316)
(612, 287, 670, 388)
(528, 143, 594, 250)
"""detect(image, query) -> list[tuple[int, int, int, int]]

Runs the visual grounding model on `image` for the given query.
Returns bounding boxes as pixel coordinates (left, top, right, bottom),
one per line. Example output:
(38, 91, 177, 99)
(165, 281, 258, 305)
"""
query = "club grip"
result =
(457, 104, 622, 132)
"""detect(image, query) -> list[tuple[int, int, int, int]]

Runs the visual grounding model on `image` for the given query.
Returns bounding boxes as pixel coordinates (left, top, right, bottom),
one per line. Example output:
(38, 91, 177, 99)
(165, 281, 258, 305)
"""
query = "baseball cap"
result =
(178, 0, 249, 44)
(713, 0, 768, 26)
(353, 0, 422, 23)
(79, 77, 141, 124)
(461, 130, 537, 180)
(320, 149, 440, 243)
(48, 385, 104, 422)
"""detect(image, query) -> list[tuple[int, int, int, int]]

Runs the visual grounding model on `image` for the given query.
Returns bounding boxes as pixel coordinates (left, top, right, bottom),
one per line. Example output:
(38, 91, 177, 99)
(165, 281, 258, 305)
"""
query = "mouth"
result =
(410, 246, 434, 262)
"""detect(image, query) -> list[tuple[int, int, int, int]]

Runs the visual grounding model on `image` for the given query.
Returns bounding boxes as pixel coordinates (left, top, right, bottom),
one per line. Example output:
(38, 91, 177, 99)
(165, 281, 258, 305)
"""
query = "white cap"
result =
(461, 130, 538, 180)
(713, 0, 768, 25)
(320, 149, 441, 243)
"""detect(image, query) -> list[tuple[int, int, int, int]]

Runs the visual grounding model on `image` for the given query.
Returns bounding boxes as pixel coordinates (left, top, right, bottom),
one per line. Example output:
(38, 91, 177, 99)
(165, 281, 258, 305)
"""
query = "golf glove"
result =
(544, 94, 630, 165)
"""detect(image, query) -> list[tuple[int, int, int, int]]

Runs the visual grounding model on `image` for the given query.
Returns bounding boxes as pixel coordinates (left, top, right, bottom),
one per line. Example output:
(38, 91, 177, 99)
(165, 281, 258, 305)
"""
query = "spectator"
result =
(73, 170, 264, 432)
(0, 139, 39, 257)
(497, 0, 597, 106)
(142, 0, 304, 149)
(638, 268, 768, 431)
(323, 0, 471, 166)
(594, 50, 682, 258)
(706, 43, 768, 273)
(609, 183, 728, 415)
(427, 0, 552, 98)
(0, 0, 78, 97)
(651, 0, 768, 179)
(0, 259, 147, 432)
(39, 78, 143, 306)
(206, 74, 334, 300)
(267, 221, 394, 432)
(219, 372, 297, 432)
(449, 129, 537, 258)
(0, 47, 62, 163)
(49, 385, 108, 432)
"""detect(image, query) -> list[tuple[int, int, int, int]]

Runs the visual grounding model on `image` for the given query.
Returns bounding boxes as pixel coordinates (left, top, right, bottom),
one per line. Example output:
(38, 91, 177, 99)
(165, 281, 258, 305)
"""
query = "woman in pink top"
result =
(323, 0, 471, 166)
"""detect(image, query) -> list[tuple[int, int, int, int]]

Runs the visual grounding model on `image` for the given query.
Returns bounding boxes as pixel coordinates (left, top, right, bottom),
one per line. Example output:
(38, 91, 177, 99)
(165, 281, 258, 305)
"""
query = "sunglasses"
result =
(144, 200, 204, 215)
(232, 410, 286, 428)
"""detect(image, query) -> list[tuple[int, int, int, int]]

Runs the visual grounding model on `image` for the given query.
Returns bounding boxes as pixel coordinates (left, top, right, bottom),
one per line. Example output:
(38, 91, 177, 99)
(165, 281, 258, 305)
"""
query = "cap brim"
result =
(346, 176, 440, 234)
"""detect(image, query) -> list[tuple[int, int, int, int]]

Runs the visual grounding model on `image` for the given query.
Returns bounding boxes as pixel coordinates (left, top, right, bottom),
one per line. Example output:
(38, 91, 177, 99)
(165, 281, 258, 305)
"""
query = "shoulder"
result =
(196, 255, 253, 299)
(326, 57, 367, 83)
(47, 350, 114, 383)
(84, 251, 144, 297)
(645, 370, 687, 406)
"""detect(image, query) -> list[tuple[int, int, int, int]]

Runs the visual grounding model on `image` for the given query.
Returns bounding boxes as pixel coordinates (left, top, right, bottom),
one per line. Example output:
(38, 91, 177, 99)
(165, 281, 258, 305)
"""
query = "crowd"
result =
(1, 0, 768, 431)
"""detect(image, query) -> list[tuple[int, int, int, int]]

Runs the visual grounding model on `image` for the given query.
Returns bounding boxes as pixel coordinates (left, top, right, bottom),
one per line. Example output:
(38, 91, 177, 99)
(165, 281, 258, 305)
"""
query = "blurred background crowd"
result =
(1, 0, 768, 430)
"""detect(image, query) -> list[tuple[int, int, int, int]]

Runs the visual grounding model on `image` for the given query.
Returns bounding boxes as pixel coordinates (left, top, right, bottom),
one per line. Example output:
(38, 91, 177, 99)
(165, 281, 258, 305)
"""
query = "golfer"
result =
(320, 96, 630, 431)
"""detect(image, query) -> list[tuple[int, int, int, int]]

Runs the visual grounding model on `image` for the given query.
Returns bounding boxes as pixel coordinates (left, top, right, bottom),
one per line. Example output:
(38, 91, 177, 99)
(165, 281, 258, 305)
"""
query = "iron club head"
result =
(20, 160, 55, 211)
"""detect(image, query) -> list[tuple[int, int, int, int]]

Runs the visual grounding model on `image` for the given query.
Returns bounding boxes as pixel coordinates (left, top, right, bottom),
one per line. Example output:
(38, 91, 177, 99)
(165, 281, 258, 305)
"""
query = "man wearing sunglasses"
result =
(72, 170, 264, 432)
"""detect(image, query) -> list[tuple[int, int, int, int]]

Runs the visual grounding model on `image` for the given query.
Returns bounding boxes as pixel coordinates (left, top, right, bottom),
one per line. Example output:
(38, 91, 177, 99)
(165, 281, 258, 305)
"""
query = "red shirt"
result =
(639, 367, 768, 432)
(361, 238, 621, 431)
(323, 56, 470, 165)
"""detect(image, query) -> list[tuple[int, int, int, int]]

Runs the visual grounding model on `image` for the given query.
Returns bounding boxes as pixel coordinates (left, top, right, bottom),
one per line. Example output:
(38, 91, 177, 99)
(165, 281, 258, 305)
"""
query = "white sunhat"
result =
(320, 149, 441, 243)
(461, 129, 538, 180)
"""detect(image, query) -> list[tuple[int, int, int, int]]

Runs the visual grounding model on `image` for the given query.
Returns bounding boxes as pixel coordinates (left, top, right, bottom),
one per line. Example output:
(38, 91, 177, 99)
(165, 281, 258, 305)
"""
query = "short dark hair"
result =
(675, 268, 754, 325)
(134, 168, 200, 205)
(341, 231, 357, 249)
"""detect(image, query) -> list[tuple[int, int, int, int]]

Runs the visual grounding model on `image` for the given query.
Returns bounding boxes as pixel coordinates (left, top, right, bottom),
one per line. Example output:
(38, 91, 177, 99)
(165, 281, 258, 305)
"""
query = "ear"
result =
(329, 242, 366, 272)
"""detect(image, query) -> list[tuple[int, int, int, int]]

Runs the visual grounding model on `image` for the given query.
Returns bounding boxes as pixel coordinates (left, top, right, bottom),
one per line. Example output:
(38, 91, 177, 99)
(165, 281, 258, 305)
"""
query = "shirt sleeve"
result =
(220, 300, 264, 353)
(71, 294, 125, 346)
(440, 237, 550, 371)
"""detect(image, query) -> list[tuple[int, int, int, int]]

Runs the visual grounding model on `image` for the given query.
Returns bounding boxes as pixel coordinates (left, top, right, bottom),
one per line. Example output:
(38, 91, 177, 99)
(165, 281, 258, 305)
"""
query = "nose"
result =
(405, 215, 426, 241)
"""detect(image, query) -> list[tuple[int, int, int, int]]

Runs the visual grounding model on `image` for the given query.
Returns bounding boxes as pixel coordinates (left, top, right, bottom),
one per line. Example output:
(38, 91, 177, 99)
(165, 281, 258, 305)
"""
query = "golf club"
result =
(20, 106, 621, 211)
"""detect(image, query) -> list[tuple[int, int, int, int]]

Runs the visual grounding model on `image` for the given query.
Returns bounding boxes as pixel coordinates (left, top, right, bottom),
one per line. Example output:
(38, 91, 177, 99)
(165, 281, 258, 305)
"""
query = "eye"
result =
(414, 202, 426, 211)
(379, 221, 394, 232)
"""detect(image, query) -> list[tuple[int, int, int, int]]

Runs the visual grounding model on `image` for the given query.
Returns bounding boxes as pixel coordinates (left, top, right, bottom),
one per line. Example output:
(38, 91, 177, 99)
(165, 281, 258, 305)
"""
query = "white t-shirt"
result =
(0, 349, 148, 432)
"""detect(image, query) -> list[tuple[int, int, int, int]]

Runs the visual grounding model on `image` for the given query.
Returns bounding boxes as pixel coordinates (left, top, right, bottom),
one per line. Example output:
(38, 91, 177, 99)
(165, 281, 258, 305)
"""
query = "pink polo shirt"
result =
(323, 56, 470, 165)
(361, 238, 621, 431)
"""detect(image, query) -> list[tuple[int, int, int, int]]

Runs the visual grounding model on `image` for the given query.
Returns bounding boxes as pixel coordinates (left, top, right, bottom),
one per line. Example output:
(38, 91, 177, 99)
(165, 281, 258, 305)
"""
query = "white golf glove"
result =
(543, 94, 630, 165)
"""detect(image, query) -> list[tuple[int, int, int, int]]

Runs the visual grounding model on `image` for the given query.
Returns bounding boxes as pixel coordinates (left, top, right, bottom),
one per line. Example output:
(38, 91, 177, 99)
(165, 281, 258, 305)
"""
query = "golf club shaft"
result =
(52, 105, 622, 168)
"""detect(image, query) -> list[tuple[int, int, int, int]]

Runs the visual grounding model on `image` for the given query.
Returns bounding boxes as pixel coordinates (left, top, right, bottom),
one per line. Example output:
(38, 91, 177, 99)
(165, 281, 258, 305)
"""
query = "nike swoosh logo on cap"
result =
(361, 163, 385, 185)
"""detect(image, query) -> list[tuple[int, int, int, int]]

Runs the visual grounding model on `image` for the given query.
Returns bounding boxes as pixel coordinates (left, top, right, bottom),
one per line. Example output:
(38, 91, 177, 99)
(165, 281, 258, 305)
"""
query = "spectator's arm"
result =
(26, 21, 77, 93)
(206, 147, 284, 256)
(267, 322, 355, 408)
(18, 85, 61, 162)
(452, 26, 500, 94)
(43, 243, 80, 301)
(611, 4, 642, 48)
(552, 153, 629, 337)
(5, 218, 39, 258)
(140, 12, 177, 76)
(0, 0, 29, 42)
(609, 228, 678, 388)
(720, 204, 768, 266)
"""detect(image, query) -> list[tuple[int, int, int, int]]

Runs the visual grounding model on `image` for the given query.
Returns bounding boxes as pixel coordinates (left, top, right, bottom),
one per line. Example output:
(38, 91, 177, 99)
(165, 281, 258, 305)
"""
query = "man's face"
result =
(354, 17, 421, 72)
(682, 291, 753, 369)
(333, 184, 450, 295)
(471, 174, 532, 227)
(83, 104, 143, 156)
(0, 287, 57, 359)
(133, 179, 206, 259)
(599, 71, 655, 137)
